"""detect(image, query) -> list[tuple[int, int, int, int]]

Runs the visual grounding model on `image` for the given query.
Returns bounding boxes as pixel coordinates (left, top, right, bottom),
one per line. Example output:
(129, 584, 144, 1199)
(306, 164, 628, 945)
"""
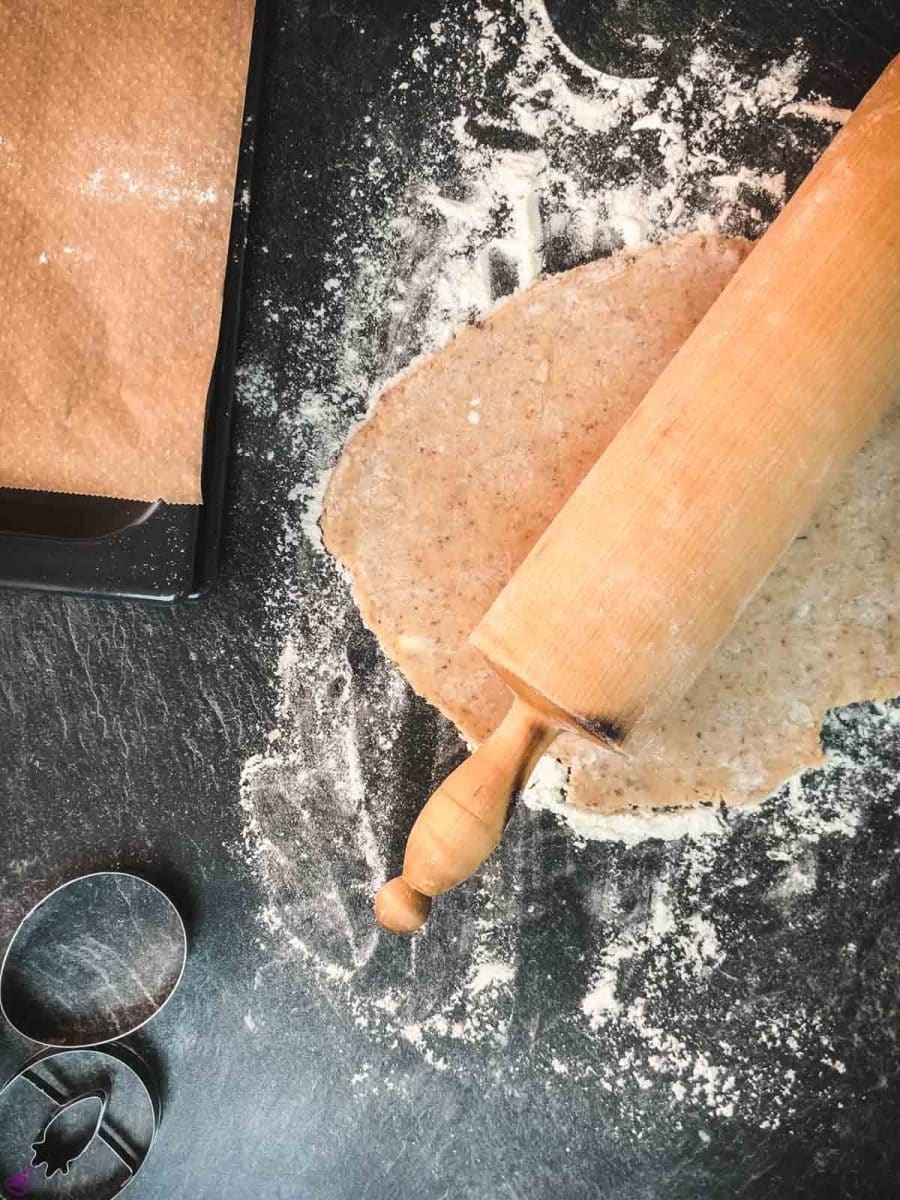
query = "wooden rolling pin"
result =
(376, 57, 900, 933)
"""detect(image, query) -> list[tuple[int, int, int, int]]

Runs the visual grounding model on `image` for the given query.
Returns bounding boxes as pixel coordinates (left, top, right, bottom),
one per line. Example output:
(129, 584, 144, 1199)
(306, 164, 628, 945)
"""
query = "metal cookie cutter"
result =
(31, 1084, 110, 1176)
(0, 871, 187, 1048)
(0, 1044, 160, 1198)
(0, 873, 186, 1196)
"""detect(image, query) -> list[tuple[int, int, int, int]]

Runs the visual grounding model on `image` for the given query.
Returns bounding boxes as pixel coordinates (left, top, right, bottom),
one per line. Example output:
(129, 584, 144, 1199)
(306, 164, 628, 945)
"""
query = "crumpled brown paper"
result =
(0, 0, 255, 503)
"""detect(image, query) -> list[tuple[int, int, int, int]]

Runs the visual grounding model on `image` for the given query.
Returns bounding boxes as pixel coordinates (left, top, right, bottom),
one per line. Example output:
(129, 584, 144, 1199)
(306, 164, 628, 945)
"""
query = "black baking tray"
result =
(0, 0, 268, 604)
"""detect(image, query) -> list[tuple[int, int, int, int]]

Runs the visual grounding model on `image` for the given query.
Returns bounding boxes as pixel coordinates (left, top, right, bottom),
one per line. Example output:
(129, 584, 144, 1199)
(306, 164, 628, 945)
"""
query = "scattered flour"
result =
(80, 157, 220, 209)
(236, 0, 894, 1135)
(468, 960, 517, 995)
(525, 755, 731, 845)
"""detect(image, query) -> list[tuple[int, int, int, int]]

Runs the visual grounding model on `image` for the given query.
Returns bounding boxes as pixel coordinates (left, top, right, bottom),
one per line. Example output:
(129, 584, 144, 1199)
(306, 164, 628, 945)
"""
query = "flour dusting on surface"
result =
(236, 0, 897, 1133)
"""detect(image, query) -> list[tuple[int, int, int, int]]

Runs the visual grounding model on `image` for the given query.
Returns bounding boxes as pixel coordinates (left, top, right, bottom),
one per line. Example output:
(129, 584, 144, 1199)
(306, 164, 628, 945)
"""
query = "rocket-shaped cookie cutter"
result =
(31, 1084, 110, 1176)
(0, 1044, 161, 1197)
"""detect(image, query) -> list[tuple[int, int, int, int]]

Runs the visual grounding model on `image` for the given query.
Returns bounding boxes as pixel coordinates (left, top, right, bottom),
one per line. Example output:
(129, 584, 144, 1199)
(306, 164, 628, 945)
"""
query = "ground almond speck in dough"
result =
(236, 0, 896, 1134)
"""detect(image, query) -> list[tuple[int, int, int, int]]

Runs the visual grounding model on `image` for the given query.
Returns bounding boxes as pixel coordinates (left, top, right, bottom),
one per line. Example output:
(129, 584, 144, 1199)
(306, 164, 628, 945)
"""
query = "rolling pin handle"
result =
(375, 699, 557, 932)
(374, 878, 433, 933)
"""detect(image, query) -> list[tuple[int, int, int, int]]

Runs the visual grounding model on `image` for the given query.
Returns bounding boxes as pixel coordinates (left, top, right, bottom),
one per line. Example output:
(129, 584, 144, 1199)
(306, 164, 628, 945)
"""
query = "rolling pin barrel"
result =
(377, 57, 900, 933)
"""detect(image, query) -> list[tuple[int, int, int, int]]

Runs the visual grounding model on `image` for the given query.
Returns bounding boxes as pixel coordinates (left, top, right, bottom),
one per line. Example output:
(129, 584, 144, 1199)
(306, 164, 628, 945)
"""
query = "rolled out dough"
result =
(324, 233, 899, 813)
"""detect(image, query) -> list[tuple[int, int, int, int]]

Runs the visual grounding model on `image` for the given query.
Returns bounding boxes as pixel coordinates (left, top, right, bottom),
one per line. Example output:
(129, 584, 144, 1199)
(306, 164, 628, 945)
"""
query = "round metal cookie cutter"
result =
(0, 871, 187, 1048)
(0, 872, 186, 1197)
(0, 1043, 160, 1198)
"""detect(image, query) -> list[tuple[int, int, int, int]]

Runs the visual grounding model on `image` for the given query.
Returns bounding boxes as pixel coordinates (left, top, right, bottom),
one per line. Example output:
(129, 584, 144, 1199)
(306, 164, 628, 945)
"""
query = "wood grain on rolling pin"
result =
(324, 234, 752, 747)
(473, 55, 900, 754)
(372, 57, 898, 930)
(325, 231, 897, 815)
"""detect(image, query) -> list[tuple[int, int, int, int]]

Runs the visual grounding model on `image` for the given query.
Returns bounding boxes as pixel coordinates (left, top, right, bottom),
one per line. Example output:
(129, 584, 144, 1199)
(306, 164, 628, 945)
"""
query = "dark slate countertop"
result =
(1, 3, 899, 1198)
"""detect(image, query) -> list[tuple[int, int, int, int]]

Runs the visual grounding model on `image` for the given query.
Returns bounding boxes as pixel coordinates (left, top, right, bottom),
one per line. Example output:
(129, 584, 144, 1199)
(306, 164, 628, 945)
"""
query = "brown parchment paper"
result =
(0, 0, 255, 502)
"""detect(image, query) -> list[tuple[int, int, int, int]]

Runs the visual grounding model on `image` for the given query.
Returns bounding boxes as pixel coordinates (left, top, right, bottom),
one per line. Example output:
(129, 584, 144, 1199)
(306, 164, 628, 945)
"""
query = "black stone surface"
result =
(0, 3, 898, 1198)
